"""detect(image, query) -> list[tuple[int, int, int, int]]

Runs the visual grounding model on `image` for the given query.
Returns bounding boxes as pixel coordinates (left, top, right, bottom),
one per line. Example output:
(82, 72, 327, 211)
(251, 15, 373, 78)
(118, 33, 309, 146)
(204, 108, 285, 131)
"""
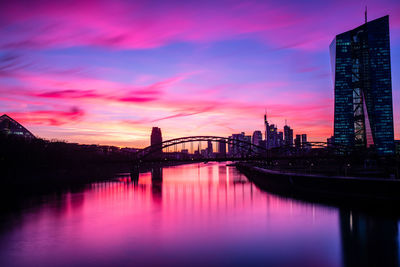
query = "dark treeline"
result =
(0, 134, 135, 189)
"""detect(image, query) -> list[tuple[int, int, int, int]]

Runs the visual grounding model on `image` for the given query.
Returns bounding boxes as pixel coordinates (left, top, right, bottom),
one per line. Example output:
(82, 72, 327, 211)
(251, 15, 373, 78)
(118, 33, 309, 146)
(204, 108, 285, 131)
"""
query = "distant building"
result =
(229, 134, 241, 156)
(252, 130, 263, 155)
(267, 124, 279, 148)
(244, 135, 252, 154)
(207, 140, 213, 157)
(294, 135, 301, 148)
(201, 149, 207, 157)
(121, 147, 139, 155)
(150, 127, 163, 157)
(277, 131, 284, 147)
(264, 113, 269, 149)
(330, 15, 394, 155)
(218, 141, 226, 156)
(327, 136, 335, 148)
(301, 134, 311, 150)
(0, 114, 35, 139)
(301, 134, 307, 146)
(252, 131, 262, 146)
(229, 132, 251, 156)
(283, 125, 293, 147)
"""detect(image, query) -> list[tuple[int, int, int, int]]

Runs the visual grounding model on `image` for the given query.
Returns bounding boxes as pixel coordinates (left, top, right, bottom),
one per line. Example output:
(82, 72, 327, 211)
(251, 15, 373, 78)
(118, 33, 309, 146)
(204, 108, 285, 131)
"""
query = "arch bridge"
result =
(133, 136, 347, 163)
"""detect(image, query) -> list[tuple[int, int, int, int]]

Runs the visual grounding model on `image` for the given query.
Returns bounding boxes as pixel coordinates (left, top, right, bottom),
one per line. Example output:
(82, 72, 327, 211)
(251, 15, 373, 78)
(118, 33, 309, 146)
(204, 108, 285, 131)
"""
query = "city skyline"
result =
(0, 0, 399, 148)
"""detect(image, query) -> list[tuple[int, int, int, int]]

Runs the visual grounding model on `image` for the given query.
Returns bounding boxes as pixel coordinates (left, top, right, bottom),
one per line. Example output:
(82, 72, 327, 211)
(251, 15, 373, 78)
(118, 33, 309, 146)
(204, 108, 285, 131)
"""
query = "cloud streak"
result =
(8, 106, 85, 126)
(1, 0, 398, 51)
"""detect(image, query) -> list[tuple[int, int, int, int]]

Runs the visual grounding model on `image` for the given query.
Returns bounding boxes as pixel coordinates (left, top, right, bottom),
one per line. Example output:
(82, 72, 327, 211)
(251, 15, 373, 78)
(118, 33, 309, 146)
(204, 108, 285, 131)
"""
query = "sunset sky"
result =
(1, 0, 399, 148)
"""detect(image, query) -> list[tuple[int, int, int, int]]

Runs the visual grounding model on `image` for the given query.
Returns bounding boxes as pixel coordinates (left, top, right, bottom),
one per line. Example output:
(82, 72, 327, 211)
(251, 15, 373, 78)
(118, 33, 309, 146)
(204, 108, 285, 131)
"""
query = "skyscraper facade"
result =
(252, 130, 263, 147)
(283, 125, 293, 147)
(301, 134, 307, 146)
(267, 124, 279, 148)
(330, 15, 394, 155)
(150, 127, 163, 157)
(218, 141, 226, 156)
(207, 140, 213, 157)
(229, 132, 251, 156)
(264, 113, 269, 149)
(295, 135, 301, 148)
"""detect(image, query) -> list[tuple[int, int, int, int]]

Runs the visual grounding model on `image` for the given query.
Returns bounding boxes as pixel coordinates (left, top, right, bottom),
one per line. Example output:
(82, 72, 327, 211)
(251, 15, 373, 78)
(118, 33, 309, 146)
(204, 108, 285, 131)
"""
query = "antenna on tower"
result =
(285, 119, 287, 126)
(365, 5, 367, 23)
(264, 108, 268, 122)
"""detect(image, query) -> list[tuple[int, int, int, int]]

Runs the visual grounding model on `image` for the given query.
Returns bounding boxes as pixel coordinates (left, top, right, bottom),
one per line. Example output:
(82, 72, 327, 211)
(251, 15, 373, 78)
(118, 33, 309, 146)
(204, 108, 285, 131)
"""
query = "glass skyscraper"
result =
(330, 15, 394, 155)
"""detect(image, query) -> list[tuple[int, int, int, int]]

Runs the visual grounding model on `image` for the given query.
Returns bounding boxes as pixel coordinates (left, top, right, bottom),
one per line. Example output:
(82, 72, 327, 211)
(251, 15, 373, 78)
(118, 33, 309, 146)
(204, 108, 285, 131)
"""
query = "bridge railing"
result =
(133, 136, 351, 162)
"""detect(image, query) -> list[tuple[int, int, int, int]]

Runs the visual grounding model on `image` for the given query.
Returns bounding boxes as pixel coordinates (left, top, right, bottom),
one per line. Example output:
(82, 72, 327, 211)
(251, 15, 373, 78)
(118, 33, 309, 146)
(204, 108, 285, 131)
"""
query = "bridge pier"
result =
(130, 163, 140, 181)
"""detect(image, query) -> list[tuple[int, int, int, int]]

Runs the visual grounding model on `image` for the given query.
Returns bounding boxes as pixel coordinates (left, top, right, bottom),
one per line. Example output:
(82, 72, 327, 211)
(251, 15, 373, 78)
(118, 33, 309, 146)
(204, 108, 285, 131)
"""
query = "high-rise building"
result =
(330, 15, 394, 155)
(252, 130, 263, 147)
(327, 136, 335, 148)
(264, 113, 269, 149)
(268, 124, 279, 148)
(301, 134, 307, 146)
(283, 125, 294, 147)
(294, 135, 301, 148)
(229, 133, 243, 156)
(244, 135, 252, 153)
(301, 134, 311, 150)
(218, 141, 226, 156)
(207, 140, 213, 157)
(150, 127, 163, 157)
(229, 132, 251, 156)
(277, 131, 284, 147)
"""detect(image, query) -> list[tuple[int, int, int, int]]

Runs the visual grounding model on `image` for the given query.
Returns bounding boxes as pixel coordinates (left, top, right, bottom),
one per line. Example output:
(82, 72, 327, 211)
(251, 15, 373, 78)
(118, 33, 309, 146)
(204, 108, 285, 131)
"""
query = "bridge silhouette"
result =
(133, 135, 347, 163)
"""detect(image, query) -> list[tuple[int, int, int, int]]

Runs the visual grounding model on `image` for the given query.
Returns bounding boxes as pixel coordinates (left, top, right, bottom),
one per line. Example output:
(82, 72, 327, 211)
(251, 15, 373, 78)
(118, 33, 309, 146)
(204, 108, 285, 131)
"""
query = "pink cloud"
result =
(1, 0, 398, 51)
(9, 106, 85, 126)
(36, 89, 100, 99)
(1, 69, 186, 107)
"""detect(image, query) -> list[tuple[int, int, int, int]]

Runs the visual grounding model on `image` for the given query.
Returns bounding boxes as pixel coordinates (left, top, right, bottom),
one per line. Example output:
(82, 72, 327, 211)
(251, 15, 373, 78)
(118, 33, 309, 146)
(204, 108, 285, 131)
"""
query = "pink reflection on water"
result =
(0, 163, 342, 267)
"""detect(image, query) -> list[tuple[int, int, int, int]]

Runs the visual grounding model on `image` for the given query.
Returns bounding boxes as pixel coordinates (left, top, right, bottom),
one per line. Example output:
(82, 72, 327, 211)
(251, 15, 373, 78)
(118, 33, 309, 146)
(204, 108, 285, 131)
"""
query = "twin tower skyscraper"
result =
(330, 15, 395, 155)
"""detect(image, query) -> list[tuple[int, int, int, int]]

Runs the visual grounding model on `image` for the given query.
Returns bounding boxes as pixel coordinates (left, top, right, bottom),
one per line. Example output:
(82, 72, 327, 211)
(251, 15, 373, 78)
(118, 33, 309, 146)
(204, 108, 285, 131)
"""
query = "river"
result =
(0, 162, 398, 267)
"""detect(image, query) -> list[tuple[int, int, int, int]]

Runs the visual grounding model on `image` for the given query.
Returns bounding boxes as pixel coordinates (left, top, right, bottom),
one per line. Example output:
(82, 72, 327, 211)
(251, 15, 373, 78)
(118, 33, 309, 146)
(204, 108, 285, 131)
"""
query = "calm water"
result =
(0, 162, 398, 267)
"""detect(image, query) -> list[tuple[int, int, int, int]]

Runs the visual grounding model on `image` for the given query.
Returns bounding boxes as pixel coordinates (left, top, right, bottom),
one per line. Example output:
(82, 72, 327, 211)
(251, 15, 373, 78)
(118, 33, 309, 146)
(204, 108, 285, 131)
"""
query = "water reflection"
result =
(151, 167, 163, 203)
(0, 162, 399, 267)
(340, 210, 399, 267)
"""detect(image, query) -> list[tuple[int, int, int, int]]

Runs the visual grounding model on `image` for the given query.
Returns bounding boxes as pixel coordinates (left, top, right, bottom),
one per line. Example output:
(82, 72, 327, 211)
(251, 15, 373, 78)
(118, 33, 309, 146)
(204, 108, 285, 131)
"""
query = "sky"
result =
(0, 0, 399, 148)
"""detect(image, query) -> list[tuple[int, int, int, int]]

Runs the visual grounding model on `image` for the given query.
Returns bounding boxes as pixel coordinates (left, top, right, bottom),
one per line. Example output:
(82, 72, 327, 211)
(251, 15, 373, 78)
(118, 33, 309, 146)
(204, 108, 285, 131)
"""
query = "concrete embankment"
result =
(236, 163, 400, 206)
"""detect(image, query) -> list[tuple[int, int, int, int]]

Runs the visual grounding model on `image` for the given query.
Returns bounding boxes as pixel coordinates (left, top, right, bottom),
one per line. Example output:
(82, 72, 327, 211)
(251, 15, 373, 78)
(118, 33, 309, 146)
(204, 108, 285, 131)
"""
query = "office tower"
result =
(218, 140, 226, 156)
(268, 124, 278, 148)
(301, 134, 307, 146)
(264, 113, 269, 149)
(244, 135, 252, 153)
(150, 127, 163, 157)
(284, 125, 294, 147)
(229, 133, 242, 156)
(0, 114, 35, 139)
(301, 134, 311, 150)
(277, 131, 284, 147)
(207, 140, 213, 157)
(295, 135, 301, 148)
(252, 130, 263, 146)
(327, 136, 335, 148)
(229, 132, 250, 156)
(330, 15, 394, 155)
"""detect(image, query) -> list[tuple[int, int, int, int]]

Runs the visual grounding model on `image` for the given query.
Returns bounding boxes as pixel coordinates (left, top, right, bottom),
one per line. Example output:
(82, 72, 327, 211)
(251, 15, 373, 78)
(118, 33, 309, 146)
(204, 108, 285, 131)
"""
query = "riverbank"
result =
(236, 163, 400, 213)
